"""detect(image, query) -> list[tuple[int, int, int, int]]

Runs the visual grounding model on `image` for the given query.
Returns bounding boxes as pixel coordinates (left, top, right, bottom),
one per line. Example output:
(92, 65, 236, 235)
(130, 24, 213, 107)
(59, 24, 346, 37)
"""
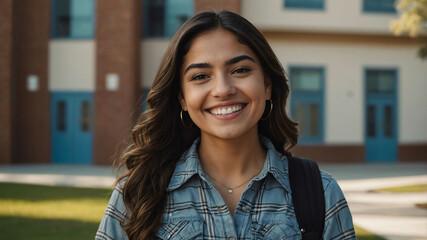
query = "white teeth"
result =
(210, 105, 243, 115)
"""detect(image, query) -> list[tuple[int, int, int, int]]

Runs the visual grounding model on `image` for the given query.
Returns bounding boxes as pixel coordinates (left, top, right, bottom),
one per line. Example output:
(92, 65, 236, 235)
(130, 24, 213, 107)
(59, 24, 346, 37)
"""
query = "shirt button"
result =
(242, 206, 249, 212)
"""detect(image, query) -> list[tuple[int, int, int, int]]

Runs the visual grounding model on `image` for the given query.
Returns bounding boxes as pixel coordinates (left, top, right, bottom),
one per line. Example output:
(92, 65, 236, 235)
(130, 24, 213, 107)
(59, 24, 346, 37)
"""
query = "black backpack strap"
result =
(288, 156, 325, 240)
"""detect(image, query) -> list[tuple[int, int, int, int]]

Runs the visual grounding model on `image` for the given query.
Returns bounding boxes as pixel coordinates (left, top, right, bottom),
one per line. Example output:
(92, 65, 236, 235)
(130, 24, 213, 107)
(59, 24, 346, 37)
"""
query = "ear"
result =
(178, 91, 188, 111)
(265, 77, 272, 100)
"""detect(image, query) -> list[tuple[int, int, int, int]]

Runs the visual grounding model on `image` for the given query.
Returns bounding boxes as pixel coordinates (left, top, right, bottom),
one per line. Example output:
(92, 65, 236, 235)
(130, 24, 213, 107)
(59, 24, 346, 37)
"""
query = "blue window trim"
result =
(362, 0, 397, 14)
(289, 66, 325, 144)
(363, 67, 399, 161)
(284, 0, 325, 10)
(51, 0, 97, 39)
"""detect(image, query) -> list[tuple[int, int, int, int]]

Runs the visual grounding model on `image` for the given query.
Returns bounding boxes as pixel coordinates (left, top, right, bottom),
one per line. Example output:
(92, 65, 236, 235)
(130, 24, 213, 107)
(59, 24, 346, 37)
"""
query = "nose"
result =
(211, 73, 236, 98)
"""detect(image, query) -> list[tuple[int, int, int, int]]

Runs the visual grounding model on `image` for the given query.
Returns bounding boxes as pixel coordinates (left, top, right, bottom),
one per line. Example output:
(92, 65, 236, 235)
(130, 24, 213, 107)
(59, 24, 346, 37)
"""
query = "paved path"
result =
(322, 163, 427, 240)
(0, 163, 426, 239)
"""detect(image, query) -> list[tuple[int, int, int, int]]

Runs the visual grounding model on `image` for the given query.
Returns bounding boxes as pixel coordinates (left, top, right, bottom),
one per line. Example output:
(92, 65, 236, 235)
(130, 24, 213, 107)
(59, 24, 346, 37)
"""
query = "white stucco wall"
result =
(141, 39, 170, 88)
(49, 40, 95, 91)
(268, 37, 427, 144)
(241, 0, 399, 35)
(399, 54, 427, 143)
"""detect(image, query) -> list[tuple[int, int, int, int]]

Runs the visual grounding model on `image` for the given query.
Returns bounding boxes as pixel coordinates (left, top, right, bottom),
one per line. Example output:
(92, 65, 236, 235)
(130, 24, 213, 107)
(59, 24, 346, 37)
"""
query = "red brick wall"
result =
(14, 0, 50, 164)
(95, 0, 141, 165)
(399, 144, 427, 162)
(292, 145, 365, 163)
(195, 0, 241, 14)
(0, 0, 15, 164)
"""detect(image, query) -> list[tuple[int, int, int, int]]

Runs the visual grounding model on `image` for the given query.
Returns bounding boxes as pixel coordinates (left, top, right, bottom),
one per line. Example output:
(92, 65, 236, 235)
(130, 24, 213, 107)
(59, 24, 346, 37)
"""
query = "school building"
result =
(1, 0, 426, 165)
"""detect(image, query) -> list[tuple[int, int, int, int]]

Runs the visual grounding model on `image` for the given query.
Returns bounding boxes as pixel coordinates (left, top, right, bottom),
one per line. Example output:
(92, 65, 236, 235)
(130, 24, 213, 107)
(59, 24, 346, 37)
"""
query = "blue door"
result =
(51, 92, 93, 164)
(365, 69, 398, 162)
(290, 67, 325, 144)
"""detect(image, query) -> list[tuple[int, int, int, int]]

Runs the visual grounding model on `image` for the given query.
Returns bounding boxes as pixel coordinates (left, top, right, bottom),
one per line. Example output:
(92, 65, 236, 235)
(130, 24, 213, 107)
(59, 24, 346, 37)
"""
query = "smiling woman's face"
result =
(180, 29, 271, 141)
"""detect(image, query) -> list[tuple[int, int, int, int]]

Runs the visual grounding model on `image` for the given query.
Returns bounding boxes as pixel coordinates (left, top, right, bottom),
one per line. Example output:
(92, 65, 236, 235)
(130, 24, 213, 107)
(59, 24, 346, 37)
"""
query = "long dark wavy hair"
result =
(116, 10, 298, 239)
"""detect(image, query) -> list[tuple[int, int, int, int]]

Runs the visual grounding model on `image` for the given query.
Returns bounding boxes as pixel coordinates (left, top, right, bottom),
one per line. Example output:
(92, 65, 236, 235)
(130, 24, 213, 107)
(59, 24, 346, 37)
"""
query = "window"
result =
(290, 67, 325, 143)
(366, 69, 397, 94)
(51, 0, 95, 38)
(81, 101, 91, 132)
(57, 101, 66, 131)
(363, 0, 397, 13)
(143, 0, 193, 38)
(284, 0, 324, 10)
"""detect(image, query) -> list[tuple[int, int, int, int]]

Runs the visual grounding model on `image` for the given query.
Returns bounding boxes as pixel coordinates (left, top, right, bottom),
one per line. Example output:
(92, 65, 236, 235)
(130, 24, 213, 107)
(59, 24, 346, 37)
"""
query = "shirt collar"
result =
(167, 136, 291, 193)
(167, 138, 202, 192)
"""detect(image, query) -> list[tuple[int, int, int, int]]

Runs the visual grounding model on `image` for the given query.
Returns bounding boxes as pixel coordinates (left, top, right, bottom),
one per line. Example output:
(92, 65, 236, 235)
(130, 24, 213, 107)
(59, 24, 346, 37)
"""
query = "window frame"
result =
(362, 0, 397, 14)
(142, 0, 194, 39)
(364, 68, 398, 96)
(51, 0, 96, 39)
(284, 0, 325, 11)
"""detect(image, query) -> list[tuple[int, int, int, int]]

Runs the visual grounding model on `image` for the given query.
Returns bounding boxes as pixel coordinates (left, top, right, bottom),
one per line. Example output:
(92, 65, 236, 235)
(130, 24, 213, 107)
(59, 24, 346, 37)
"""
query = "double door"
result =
(365, 96, 397, 162)
(51, 92, 93, 164)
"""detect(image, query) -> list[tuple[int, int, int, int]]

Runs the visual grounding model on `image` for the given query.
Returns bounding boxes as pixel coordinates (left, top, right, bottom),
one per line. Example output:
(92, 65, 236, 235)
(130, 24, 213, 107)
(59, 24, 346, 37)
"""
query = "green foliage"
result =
(391, 0, 427, 59)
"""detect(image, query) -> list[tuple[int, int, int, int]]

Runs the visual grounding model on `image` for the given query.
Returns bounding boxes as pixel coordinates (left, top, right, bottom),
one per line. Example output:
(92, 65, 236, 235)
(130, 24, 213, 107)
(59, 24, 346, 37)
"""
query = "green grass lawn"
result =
(0, 183, 111, 240)
(355, 225, 386, 240)
(374, 183, 427, 193)
(0, 182, 384, 239)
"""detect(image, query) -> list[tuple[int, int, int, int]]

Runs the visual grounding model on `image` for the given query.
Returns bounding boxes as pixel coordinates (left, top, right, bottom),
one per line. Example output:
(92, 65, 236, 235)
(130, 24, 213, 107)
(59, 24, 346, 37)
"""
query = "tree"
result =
(390, 0, 427, 59)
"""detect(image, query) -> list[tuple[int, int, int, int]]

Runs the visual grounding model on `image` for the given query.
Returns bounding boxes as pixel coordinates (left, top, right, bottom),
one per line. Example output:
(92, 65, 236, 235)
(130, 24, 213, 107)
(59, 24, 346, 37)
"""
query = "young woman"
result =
(96, 11, 355, 240)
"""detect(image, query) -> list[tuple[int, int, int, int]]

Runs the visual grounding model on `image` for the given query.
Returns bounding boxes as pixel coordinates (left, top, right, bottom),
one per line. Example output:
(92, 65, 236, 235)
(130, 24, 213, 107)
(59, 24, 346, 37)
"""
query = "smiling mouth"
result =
(208, 104, 246, 115)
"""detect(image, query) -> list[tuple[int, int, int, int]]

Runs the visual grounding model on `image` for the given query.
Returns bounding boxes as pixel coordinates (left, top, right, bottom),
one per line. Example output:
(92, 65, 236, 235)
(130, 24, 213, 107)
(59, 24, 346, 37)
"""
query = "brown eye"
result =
(233, 67, 251, 74)
(191, 74, 209, 81)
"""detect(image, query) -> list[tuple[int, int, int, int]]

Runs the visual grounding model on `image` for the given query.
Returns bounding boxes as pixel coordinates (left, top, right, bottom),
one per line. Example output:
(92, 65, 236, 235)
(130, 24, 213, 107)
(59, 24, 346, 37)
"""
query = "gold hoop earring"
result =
(180, 110, 192, 128)
(261, 99, 273, 120)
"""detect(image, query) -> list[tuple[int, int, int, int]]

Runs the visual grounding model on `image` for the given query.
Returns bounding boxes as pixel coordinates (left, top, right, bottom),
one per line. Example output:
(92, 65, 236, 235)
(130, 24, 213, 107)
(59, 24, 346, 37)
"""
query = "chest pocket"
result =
(252, 222, 301, 240)
(156, 220, 203, 240)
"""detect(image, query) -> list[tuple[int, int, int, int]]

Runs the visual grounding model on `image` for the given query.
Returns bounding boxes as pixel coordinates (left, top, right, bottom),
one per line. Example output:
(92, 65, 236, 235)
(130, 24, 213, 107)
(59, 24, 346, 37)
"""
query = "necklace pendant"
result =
(227, 189, 233, 194)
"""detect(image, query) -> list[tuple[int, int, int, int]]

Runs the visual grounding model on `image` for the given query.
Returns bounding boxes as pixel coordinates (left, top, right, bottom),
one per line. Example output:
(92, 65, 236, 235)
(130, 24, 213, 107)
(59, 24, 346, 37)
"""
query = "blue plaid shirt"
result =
(96, 137, 356, 240)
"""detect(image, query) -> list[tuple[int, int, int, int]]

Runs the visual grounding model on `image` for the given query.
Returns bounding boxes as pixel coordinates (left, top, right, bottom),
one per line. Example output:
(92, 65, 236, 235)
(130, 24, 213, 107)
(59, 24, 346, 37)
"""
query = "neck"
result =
(198, 130, 266, 182)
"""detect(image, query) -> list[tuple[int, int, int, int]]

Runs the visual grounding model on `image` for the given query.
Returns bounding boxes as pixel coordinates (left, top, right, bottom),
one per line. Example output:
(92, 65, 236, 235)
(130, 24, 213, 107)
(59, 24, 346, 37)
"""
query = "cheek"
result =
(183, 90, 206, 112)
(241, 77, 268, 99)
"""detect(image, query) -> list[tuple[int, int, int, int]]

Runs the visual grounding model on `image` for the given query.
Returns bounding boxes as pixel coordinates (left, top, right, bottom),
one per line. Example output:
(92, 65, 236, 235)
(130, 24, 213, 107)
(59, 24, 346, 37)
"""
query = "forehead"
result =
(182, 29, 258, 67)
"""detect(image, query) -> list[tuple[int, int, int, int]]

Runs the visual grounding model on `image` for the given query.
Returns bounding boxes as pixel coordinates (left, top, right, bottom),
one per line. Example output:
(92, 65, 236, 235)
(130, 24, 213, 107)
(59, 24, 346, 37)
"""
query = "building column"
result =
(95, 0, 141, 165)
(195, 0, 241, 14)
(14, 0, 51, 164)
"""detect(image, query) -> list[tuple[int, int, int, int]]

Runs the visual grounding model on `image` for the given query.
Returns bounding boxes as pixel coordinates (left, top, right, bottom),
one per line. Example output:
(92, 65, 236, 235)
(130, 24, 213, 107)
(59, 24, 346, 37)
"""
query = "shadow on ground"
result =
(0, 216, 99, 240)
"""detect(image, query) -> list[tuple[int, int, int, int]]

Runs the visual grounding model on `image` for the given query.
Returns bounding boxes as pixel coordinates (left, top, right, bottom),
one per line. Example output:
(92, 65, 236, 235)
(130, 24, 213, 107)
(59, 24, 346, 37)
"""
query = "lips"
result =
(208, 104, 246, 115)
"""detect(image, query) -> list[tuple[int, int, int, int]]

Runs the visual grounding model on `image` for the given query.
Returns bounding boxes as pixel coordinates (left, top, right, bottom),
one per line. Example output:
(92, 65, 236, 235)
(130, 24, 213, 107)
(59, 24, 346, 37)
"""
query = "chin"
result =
(210, 127, 253, 140)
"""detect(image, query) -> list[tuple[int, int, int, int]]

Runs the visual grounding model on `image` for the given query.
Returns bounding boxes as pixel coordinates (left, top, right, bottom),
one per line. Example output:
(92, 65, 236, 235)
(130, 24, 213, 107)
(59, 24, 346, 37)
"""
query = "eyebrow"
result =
(183, 54, 256, 74)
(225, 55, 256, 66)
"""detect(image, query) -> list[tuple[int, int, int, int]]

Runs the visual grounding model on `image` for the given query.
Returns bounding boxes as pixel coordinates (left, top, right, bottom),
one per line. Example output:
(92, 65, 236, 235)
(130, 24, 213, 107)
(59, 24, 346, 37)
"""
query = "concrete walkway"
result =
(323, 163, 427, 240)
(0, 162, 426, 239)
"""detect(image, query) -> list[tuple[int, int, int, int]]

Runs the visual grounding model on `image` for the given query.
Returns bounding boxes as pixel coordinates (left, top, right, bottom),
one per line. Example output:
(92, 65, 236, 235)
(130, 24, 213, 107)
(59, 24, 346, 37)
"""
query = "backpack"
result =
(288, 156, 325, 240)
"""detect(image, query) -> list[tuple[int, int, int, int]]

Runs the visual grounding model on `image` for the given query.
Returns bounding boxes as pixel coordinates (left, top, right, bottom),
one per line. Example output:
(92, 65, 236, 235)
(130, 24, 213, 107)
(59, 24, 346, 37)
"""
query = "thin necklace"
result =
(205, 167, 263, 194)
